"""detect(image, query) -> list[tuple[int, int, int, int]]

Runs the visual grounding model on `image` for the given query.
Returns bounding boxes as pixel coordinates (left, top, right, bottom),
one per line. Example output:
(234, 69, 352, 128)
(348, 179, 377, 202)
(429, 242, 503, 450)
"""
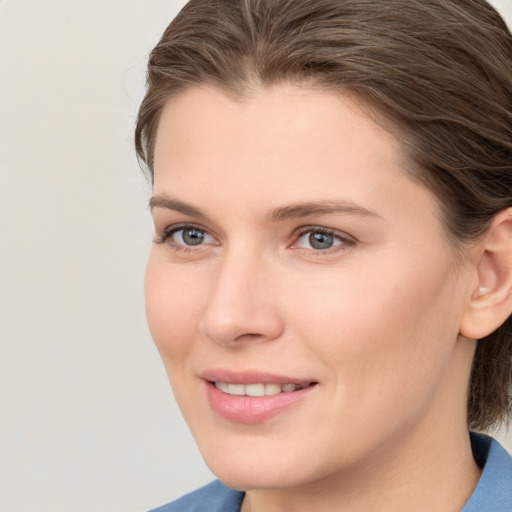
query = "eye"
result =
(157, 225, 217, 249)
(173, 227, 211, 246)
(293, 227, 354, 252)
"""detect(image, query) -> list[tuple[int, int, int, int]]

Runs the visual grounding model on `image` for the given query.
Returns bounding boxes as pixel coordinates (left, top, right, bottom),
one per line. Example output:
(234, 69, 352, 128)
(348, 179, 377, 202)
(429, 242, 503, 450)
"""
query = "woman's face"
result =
(146, 85, 476, 491)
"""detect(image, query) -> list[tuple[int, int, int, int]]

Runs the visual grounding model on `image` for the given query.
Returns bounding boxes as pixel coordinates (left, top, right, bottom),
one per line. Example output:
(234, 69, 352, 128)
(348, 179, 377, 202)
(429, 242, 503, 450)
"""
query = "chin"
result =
(198, 440, 328, 491)
(209, 464, 308, 492)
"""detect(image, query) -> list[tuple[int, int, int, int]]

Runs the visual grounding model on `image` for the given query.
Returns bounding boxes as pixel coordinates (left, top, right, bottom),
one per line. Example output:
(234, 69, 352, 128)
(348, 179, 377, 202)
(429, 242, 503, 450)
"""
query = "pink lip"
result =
(201, 369, 318, 424)
(200, 368, 315, 385)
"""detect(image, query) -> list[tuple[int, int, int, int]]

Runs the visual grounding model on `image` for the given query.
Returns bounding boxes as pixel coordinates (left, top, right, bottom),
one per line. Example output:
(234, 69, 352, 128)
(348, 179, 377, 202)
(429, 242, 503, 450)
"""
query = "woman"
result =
(136, 1, 512, 510)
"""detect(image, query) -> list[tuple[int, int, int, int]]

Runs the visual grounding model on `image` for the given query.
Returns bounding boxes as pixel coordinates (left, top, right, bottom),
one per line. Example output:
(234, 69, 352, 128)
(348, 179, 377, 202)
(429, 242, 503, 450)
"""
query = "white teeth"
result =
(216, 381, 229, 392)
(264, 383, 282, 396)
(215, 381, 310, 396)
(227, 383, 245, 396)
(245, 383, 265, 397)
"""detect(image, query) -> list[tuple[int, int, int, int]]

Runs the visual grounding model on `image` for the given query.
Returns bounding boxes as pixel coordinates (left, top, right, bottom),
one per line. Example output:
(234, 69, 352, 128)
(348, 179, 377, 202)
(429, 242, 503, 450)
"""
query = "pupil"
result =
(309, 232, 333, 249)
(183, 229, 205, 245)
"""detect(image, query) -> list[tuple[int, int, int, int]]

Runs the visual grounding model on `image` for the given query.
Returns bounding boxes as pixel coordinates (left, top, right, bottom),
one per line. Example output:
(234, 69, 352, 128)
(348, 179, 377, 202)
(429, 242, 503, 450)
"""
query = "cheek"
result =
(287, 250, 462, 395)
(144, 254, 206, 363)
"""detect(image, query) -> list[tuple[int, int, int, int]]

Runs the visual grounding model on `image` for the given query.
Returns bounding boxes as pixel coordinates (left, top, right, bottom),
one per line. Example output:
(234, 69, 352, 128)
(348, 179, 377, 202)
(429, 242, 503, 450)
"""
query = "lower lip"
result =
(204, 381, 317, 424)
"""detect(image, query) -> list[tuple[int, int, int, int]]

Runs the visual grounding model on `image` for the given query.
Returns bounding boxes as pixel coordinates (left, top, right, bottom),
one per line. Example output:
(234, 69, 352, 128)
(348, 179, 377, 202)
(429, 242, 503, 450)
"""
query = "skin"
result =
(146, 84, 482, 512)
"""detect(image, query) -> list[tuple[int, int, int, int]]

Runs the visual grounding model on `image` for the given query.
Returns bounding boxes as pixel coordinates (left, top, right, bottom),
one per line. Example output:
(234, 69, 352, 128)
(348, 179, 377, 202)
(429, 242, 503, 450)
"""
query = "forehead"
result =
(153, 84, 407, 188)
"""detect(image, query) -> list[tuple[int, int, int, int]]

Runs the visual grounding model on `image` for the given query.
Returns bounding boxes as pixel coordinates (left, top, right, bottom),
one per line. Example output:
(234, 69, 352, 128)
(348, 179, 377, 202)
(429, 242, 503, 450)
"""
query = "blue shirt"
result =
(148, 433, 512, 512)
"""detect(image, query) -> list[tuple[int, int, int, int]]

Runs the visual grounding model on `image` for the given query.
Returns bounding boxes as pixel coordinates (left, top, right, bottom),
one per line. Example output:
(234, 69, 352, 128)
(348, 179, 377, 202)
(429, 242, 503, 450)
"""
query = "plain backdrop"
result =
(1, 1, 512, 511)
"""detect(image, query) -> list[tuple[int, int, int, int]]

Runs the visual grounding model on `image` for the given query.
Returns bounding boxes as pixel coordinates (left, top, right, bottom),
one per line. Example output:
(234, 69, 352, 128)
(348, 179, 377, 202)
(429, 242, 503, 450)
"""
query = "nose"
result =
(198, 251, 284, 347)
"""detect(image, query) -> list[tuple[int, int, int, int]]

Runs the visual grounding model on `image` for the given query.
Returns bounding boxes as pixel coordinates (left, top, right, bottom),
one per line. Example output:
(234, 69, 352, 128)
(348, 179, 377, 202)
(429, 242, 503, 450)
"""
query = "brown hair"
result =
(135, 0, 512, 431)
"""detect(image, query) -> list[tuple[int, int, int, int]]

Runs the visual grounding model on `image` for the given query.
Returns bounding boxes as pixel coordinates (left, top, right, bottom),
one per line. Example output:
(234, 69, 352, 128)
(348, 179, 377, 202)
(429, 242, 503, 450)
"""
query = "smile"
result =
(214, 382, 313, 396)
(205, 378, 318, 423)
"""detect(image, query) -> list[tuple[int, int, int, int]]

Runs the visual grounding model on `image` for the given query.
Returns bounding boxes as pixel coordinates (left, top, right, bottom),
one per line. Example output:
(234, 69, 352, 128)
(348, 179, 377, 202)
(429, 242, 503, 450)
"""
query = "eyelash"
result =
(154, 224, 355, 255)
(293, 226, 355, 255)
(155, 223, 214, 252)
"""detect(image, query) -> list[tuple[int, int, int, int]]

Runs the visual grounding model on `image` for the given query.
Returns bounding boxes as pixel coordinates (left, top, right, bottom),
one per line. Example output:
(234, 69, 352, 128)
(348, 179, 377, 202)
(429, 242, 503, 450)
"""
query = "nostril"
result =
(234, 333, 263, 342)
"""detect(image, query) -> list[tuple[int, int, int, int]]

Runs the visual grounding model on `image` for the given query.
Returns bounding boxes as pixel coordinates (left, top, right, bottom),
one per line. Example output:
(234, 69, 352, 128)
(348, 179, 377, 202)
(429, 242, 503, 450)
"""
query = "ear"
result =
(460, 208, 512, 340)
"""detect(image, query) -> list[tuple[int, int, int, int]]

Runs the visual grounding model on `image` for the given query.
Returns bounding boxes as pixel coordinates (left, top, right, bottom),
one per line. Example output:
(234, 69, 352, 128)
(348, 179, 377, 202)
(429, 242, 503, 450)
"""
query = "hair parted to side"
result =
(135, 0, 512, 431)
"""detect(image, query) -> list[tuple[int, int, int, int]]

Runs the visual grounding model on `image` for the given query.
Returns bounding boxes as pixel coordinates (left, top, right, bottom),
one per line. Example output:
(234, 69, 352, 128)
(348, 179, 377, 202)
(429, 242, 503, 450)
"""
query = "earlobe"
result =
(460, 208, 512, 340)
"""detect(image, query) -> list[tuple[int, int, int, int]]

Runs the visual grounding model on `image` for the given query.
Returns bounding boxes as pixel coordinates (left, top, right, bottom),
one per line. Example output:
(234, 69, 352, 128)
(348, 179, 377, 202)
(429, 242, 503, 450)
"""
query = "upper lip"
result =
(200, 368, 317, 385)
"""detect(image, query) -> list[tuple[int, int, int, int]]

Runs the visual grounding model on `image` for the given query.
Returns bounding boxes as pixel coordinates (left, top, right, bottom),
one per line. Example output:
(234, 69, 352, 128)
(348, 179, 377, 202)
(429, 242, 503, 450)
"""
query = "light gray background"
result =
(1, 1, 511, 511)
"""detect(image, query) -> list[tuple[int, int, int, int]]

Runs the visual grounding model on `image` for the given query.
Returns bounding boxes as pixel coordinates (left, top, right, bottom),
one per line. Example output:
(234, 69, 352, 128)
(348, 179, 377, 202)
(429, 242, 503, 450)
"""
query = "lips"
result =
(201, 369, 318, 423)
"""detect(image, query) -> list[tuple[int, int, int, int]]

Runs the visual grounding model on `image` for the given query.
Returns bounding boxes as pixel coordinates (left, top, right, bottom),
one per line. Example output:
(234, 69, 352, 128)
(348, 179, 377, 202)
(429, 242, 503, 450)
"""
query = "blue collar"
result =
(461, 433, 512, 511)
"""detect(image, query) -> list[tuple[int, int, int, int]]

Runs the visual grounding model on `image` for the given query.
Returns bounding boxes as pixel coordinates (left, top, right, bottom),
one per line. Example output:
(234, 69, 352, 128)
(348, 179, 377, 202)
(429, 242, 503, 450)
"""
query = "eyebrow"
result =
(149, 195, 380, 222)
(149, 196, 207, 219)
(267, 201, 381, 222)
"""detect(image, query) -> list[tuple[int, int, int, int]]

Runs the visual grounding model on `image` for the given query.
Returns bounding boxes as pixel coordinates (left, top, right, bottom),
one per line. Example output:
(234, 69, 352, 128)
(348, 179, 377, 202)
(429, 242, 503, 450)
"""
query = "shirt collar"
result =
(461, 433, 512, 511)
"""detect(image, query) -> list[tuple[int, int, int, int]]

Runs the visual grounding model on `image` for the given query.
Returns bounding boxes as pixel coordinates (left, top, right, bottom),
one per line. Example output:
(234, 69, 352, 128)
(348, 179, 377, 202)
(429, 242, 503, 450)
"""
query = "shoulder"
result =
(462, 433, 512, 511)
(147, 480, 244, 512)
